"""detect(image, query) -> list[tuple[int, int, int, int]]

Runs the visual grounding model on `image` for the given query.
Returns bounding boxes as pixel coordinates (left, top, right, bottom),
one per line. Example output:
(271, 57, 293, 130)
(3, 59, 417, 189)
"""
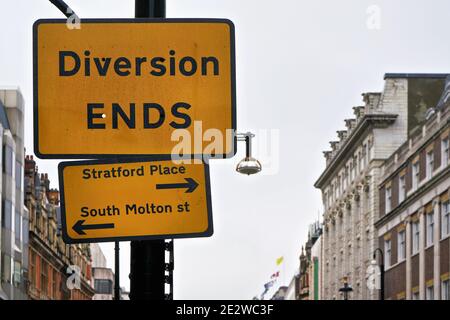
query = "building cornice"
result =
(315, 113, 398, 189)
(384, 73, 449, 80)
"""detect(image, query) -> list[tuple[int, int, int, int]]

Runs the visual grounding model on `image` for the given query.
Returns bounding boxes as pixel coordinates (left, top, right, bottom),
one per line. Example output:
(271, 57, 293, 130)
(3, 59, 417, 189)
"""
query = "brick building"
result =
(376, 85, 450, 300)
(315, 73, 449, 299)
(24, 155, 95, 300)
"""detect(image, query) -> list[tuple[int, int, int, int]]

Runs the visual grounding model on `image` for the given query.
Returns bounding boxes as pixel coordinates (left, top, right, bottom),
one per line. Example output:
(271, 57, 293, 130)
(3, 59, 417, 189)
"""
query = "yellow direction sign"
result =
(33, 19, 236, 159)
(58, 157, 213, 243)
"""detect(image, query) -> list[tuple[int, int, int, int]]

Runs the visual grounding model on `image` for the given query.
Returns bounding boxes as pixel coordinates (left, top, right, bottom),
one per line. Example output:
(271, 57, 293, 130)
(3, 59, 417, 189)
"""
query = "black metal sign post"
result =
(114, 241, 120, 300)
(129, 0, 167, 301)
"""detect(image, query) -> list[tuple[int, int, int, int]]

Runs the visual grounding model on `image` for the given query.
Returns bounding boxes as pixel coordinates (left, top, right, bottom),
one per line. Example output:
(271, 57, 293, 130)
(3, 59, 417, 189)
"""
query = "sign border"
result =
(33, 18, 237, 159)
(58, 155, 214, 244)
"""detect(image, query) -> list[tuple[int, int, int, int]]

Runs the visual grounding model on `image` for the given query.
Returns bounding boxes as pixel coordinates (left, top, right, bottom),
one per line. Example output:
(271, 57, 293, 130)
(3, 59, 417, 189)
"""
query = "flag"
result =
(261, 280, 274, 295)
(276, 256, 284, 266)
(264, 280, 275, 290)
(260, 280, 275, 300)
(270, 271, 280, 279)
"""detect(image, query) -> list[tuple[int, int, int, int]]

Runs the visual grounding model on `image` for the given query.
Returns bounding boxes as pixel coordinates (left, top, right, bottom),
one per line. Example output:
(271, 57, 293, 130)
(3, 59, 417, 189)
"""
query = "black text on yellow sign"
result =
(58, 157, 213, 243)
(33, 19, 236, 159)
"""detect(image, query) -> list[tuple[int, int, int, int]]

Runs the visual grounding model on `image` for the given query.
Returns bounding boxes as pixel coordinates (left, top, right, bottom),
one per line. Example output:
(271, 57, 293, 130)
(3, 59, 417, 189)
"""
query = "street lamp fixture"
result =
(339, 276, 353, 300)
(235, 132, 262, 175)
(372, 248, 385, 300)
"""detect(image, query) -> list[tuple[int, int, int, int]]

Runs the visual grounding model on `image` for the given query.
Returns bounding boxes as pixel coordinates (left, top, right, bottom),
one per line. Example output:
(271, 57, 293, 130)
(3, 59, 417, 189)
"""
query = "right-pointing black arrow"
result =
(156, 177, 199, 193)
(72, 219, 115, 235)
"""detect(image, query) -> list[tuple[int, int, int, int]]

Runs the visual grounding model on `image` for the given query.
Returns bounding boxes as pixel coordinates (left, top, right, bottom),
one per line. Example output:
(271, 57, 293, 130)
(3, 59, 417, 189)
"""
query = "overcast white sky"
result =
(2, 0, 450, 299)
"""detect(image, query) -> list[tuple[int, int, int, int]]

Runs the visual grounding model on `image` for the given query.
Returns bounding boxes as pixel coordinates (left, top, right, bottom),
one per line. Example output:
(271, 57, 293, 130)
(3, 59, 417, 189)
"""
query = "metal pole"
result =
(114, 241, 120, 300)
(130, 0, 167, 301)
(49, 0, 78, 19)
(245, 135, 250, 158)
(135, 0, 166, 18)
(169, 240, 174, 298)
(380, 263, 385, 300)
(373, 248, 385, 300)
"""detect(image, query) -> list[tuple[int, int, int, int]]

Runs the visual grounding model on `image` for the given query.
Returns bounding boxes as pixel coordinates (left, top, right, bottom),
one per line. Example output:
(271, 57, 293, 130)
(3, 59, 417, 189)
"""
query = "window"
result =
(385, 187, 392, 213)
(442, 200, 450, 239)
(398, 230, 406, 261)
(22, 215, 29, 245)
(1, 253, 12, 283)
(412, 162, 420, 190)
(359, 151, 364, 171)
(352, 158, 357, 179)
(29, 250, 36, 286)
(15, 210, 21, 247)
(442, 280, 450, 300)
(94, 279, 113, 294)
(426, 212, 434, 246)
(363, 144, 368, 166)
(345, 165, 350, 186)
(13, 261, 21, 287)
(413, 221, 420, 254)
(442, 138, 449, 166)
(412, 291, 420, 300)
(426, 151, 434, 179)
(399, 175, 406, 203)
(328, 191, 332, 208)
(2, 200, 12, 229)
(15, 161, 22, 189)
(2, 145, 13, 175)
(426, 286, 434, 300)
(41, 259, 48, 296)
(336, 180, 340, 199)
(52, 269, 57, 299)
(384, 239, 392, 267)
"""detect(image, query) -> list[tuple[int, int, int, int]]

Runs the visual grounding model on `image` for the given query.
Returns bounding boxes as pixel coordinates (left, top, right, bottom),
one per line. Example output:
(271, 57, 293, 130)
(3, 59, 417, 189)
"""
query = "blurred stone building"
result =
(90, 243, 115, 300)
(0, 88, 27, 300)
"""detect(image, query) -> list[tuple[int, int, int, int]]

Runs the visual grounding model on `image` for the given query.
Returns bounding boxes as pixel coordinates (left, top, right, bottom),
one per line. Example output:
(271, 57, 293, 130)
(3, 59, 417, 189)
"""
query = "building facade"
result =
(0, 88, 27, 300)
(284, 276, 297, 300)
(270, 286, 288, 300)
(309, 233, 321, 300)
(25, 155, 95, 300)
(376, 89, 450, 300)
(91, 243, 115, 300)
(315, 74, 448, 299)
(297, 221, 322, 300)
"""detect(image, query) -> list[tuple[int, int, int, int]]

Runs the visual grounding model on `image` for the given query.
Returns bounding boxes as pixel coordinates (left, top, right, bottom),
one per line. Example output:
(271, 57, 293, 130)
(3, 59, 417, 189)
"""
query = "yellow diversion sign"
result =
(33, 19, 236, 159)
(58, 157, 213, 243)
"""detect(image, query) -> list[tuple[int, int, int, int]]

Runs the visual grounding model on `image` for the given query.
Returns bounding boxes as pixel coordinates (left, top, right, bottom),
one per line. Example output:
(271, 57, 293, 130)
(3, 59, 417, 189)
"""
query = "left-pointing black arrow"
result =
(72, 219, 115, 235)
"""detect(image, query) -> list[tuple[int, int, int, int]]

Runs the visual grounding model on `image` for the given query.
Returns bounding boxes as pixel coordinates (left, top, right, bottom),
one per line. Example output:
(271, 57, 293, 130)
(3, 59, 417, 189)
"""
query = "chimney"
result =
(47, 188, 60, 205)
(329, 141, 339, 151)
(344, 119, 356, 131)
(40, 173, 50, 192)
(25, 155, 36, 173)
(362, 92, 381, 111)
(352, 106, 365, 120)
(337, 130, 347, 141)
(323, 151, 332, 165)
